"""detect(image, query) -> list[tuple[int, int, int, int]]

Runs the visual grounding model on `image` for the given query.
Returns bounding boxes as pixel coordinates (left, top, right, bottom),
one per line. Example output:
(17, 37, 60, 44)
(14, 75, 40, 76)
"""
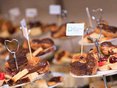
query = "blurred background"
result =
(0, 0, 117, 25)
(0, 0, 117, 88)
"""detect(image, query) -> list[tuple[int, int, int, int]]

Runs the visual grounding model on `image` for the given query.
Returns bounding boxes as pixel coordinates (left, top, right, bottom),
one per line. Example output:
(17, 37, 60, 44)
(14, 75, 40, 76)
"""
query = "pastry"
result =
(51, 23, 66, 38)
(70, 53, 98, 76)
(54, 50, 72, 64)
(100, 42, 117, 55)
(96, 24, 117, 38)
(5, 48, 49, 76)
(108, 54, 117, 70)
(47, 76, 63, 86)
(30, 38, 54, 50)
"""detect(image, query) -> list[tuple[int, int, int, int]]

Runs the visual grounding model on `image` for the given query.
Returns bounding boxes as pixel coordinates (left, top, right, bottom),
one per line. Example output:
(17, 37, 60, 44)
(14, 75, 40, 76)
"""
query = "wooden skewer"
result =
(32, 47, 43, 57)
(12, 69, 29, 82)
(86, 7, 93, 28)
(27, 39, 32, 59)
(81, 35, 84, 55)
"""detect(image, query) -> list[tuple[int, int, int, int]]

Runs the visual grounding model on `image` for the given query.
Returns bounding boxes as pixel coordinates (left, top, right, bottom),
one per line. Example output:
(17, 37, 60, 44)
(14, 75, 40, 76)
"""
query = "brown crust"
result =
(71, 53, 98, 76)
(31, 38, 54, 50)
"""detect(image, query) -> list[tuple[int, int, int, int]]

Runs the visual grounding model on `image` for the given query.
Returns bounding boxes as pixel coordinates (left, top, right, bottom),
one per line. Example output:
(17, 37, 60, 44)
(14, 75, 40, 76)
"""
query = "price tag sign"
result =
(49, 5, 61, 15)
(25, 8, 38, 17)
(9, 8, 20, 16)
(66, 23, 84, 36)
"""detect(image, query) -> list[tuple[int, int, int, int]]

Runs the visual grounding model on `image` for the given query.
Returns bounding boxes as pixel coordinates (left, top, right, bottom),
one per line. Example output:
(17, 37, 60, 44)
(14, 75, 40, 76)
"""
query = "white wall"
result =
(0, 0, 117, 26)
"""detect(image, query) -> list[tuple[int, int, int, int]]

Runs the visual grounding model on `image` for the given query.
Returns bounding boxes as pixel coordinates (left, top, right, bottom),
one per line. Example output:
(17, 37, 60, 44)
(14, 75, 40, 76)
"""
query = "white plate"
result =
(79, 38, 117, 46)
(1, 72, 64, 88)
(70, 70, 117, 78)
(10, 73, 45, 88)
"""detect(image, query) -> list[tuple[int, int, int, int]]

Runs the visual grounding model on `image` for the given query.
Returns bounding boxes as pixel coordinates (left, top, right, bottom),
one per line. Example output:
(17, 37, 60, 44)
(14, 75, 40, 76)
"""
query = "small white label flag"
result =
(49, 5, 61, 15)
(20, 19, 29, 40)
(25, 8, 38, 17)
(9, 8, 20, 16)
(66, 23, 84, 36)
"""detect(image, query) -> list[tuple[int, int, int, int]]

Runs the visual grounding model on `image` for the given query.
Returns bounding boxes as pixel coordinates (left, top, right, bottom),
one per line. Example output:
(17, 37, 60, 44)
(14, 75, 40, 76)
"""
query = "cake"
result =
(70, 53, 98, 76)
(5, 48, 49, 76)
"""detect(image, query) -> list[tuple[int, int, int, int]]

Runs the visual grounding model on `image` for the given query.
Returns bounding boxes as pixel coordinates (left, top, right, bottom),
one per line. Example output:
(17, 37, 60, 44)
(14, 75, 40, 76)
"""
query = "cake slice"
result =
(70, 52, 98, 76)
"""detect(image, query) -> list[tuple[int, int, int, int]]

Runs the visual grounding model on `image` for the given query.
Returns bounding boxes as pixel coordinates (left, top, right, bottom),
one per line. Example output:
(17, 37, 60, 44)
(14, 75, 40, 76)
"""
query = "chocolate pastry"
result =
(5, 48, 29, 74)
(5, 47, 49, 75)
(70, 53, 98, 76)
(31, 38, 54, 50)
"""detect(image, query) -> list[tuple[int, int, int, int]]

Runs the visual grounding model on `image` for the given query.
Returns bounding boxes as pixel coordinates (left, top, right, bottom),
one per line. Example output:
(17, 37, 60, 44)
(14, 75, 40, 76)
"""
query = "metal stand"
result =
(103, 75, 108, 88)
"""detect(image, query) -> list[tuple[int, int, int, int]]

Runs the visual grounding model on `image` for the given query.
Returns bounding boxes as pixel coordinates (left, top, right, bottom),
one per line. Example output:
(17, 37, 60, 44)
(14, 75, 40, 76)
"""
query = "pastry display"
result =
(0, 5, 117, 88)
(23, 38, 55, 57)
(1, 48, 50, 86)
(5, 48, 49, 75)
(81, 24, 117, 44)
(95, 42, 117, 71)
(70, 41, 117, 76)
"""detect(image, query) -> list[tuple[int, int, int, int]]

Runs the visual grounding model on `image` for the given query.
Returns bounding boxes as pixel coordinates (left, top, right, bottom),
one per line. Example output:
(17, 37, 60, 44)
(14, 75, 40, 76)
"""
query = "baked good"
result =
(51, 23, 66, 38)
(96, 24, 117, 38)
(83, 32, 110, 43)
(47, 76, 63, 86)
(54, 50, 72, 64)
(5, 47, 49, 76)
(30, 38, 54, 50)
(5, 48, 29, 74)
(108, 54, 117, 70)
(100, 42, 117, 55)
(70, 53, 98, 76)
